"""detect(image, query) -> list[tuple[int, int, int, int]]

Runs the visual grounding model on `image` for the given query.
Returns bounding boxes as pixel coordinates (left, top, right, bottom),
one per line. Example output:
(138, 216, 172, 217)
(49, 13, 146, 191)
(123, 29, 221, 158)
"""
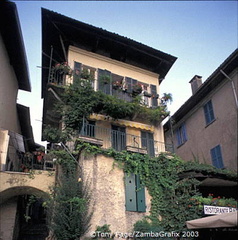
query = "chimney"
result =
(189, 75, 202, 95)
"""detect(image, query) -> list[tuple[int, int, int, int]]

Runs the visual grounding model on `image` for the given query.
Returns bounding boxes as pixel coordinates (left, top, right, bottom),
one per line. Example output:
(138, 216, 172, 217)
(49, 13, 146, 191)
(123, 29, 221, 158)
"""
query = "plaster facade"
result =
(165, 67, 238, 170)
(0, 34, 21, 134)
(80, 153, 151, 238)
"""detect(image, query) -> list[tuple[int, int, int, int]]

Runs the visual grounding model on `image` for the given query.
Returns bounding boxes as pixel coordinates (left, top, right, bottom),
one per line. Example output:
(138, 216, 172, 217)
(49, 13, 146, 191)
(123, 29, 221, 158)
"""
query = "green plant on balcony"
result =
(132, 83, 143, 96)
(54, 62, 72, 75)
(80, 68, 91, 80)
(100, 74, 111, 84)
(47, 78, 171, 140)
(191, 194, 237, 209)
(112, 80, 122, 90)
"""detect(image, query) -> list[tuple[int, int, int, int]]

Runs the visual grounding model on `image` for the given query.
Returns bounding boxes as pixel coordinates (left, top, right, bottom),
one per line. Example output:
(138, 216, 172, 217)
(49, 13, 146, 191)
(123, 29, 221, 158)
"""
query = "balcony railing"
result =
(75, 123, 174, 156)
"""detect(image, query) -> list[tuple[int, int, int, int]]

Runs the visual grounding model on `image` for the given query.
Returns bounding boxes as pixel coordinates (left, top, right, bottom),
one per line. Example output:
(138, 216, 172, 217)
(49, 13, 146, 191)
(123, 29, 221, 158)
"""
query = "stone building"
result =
(41, 8, 176, 237)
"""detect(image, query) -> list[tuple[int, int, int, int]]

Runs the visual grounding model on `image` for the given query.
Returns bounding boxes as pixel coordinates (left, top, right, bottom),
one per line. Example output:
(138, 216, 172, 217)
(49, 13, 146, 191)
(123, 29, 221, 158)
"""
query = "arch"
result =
(0, 186, 50, 205)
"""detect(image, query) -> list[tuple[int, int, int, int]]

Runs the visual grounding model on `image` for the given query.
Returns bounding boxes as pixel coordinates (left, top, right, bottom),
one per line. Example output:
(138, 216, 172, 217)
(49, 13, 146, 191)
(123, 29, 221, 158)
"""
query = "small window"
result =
(125, 173, 146, 212)
(210, 145, 224, 169)
(176, 123, 187, 146)
(203, 100, 215, 125)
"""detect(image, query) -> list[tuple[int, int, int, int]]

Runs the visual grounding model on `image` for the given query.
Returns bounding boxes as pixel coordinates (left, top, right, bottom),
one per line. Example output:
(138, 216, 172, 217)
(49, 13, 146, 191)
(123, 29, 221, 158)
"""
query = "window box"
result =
(126, 146, 147, 154)
(77, 136, 103, 147)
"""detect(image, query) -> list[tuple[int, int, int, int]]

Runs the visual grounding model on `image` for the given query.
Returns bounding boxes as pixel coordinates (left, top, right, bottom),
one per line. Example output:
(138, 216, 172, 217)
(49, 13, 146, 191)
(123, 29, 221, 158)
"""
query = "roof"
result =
(41, 8, 177, 97)
(17, 104, 36, 151)
(186, 212, 237, 229)
(0, 1, 31, 92)
(164, 48, 238, 131)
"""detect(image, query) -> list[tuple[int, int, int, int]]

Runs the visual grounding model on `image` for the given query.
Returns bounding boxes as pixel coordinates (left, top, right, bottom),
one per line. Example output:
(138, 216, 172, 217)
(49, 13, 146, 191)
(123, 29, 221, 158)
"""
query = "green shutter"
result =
(73, 61, 81, 83)
(125, 174, 137, 211)
(98, 69, 111, 94)
(151, 84, 158, 107)
(136, 175, 146, 212)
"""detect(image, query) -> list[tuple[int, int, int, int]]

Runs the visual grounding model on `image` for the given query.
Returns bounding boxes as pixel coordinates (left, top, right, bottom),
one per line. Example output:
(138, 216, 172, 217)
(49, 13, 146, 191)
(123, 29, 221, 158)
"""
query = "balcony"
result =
(74, 123, 174, 156)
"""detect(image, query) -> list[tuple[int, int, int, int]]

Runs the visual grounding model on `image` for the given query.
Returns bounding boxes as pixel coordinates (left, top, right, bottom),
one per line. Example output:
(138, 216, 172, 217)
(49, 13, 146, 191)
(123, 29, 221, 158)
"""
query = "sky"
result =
(14, 0, 238, 145)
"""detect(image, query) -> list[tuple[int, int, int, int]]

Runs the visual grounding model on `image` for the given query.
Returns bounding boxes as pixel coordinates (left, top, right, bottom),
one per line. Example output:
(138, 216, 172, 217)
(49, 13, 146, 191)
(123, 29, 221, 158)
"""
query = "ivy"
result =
(75, 142, 237, 232)
(47, 78, 172, 139)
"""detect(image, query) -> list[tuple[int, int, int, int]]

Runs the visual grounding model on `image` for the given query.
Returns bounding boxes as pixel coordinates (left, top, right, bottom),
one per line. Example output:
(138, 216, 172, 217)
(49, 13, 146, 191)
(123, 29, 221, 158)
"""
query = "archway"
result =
(0, 187, 50, 240)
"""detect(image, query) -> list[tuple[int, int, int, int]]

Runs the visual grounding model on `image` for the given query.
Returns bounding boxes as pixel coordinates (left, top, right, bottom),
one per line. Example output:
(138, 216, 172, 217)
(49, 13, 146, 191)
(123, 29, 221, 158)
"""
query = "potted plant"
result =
(80, 69, 91, 79)
(143, 91, 152, 97)
(132, 83, 142, 96)
(112, 81, 122, 90)
(54, 62, 72, 75)
(100, 74, 111, 84)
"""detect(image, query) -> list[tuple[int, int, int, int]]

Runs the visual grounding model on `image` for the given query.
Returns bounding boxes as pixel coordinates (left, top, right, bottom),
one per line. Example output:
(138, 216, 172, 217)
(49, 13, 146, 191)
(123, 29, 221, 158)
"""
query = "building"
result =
(41, 8, 177, 236)
(164, 49, 237, 171)
(0, 2, 55, 240)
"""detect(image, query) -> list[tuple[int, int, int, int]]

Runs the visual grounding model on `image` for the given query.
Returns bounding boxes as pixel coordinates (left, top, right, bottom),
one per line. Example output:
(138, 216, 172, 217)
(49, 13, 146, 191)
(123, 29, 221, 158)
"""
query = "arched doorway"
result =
(0, 186, 50, 240)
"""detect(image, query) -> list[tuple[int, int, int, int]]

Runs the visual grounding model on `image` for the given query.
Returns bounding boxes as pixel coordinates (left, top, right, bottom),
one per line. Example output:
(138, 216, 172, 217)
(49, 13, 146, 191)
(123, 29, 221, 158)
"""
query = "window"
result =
(151, 84, 158, 107)
(203, 100, 215, 125)
(141, 131, 155, 156)
(73, 61, 82, 83)
(125, 174, 146, 212)
(210, 145, 224, 169)
(81, 121, 95, 137)
(111, 125, 126, 151)
(98, 69, 111, 94)
(176, 123, 187, 146)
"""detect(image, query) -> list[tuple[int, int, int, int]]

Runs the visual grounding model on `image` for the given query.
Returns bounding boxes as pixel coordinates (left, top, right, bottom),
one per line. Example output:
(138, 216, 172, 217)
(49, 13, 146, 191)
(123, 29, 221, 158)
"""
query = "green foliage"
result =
(54, 79, 171, 133)
(47, 150, 92, 240)
(76, 142, 237, 232)
(133, 219, 172, 240)
(43, 125, 69, 143)
(93, 224, 114, 239)
(192, 194, 237, 208)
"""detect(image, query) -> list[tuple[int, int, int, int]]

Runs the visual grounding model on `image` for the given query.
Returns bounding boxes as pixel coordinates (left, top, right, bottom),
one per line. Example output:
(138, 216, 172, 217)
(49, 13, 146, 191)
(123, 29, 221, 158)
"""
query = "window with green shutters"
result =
(125, 173, 146, 212)
(98, 69, 112, 95)
(73, 61, 82, 83)
(150, 84, 158, 107)
(141, 131, 155, 157)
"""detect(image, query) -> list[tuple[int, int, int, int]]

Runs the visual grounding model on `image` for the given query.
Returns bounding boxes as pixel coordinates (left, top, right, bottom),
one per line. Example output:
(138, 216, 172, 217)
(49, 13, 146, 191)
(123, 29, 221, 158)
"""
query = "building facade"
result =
(0, 3, 55, 240)
(164, 49, 238, 171)
(41, 8, 176, 236)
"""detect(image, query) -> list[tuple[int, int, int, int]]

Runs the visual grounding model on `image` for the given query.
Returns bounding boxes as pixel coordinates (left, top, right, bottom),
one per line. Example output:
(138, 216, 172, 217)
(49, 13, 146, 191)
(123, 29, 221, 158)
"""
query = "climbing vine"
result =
(44, 76, 172, 142)
(75, 141, 237, 232)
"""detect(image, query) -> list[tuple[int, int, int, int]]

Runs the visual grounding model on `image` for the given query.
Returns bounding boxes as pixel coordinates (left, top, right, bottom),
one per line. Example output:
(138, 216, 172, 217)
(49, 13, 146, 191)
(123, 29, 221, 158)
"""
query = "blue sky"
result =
(14, 1, 237, 145)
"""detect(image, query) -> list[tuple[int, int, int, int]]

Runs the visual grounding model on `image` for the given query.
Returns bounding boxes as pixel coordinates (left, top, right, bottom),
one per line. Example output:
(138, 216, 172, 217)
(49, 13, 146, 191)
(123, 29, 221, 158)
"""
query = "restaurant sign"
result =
(204, 205, 237, 215)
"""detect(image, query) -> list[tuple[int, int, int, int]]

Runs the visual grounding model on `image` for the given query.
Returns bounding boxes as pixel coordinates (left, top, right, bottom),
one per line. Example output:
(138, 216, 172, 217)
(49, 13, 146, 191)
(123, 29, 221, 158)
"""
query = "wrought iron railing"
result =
(78, 123, 174, 156)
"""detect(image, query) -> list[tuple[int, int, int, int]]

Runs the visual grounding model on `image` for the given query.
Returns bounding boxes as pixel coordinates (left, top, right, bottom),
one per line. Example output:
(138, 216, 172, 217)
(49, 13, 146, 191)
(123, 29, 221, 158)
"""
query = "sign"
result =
(204, 205, 237, 215)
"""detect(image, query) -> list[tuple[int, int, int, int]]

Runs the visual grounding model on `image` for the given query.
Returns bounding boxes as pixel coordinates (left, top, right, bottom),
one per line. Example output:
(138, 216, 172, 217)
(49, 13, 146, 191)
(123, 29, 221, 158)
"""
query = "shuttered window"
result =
(203, 100, 215, 125)
(125, 77, 137, 93)
(210, 145, 224, 169)
(176, 123, 187, 146)
(141, 131, 155, 157)
(73, 61, 82, 83)
(125, 173, 146, 212)
(98, 69, 111, 94)
(151, 84, 158, 107)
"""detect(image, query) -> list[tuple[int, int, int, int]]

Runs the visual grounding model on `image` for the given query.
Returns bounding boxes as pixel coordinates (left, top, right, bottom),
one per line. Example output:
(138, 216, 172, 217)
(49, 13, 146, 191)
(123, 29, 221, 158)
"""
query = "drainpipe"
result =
(220, 69, 238, 109)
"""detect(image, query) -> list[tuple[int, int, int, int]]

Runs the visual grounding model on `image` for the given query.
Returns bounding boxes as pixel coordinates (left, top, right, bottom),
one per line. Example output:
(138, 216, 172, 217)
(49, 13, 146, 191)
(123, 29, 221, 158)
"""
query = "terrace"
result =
(71, 122, 174, 156)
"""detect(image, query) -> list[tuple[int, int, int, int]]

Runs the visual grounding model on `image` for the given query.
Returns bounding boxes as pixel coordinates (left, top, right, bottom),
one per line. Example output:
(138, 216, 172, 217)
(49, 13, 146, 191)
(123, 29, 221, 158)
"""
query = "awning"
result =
(186, 212, 237, 229)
